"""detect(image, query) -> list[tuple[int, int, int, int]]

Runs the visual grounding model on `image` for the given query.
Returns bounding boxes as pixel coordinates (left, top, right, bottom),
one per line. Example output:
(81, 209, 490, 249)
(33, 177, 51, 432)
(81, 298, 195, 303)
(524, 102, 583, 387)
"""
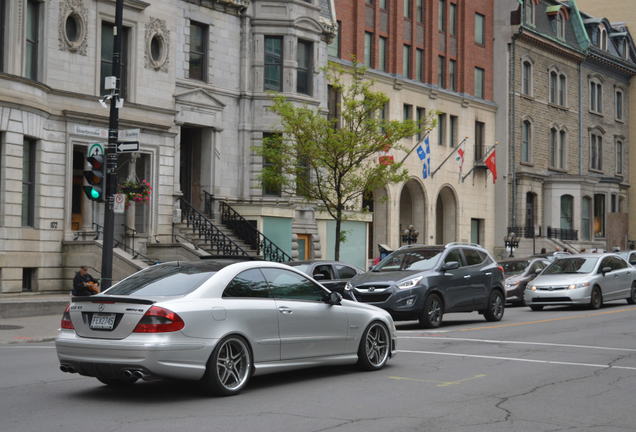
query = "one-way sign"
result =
(116, 141, 139, 153)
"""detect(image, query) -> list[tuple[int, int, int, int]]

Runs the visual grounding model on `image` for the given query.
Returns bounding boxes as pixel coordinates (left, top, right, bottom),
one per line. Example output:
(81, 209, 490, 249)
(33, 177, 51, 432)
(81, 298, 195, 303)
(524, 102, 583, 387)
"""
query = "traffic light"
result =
(83, 154, 104, 202)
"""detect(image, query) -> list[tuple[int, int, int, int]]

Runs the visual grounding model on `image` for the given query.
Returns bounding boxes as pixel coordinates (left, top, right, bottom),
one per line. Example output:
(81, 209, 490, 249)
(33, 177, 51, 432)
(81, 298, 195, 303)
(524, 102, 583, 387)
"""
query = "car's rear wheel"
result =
(589, 286, 603, 310)
(419, 293, 443, 329)
(529, 305, 544, 311)
(201, 335, 252, 396)
(96, 376, 138, 387)
(484, 290, 505, 322)
(627, 284, 636, 305)
(357, 322, 390, 371)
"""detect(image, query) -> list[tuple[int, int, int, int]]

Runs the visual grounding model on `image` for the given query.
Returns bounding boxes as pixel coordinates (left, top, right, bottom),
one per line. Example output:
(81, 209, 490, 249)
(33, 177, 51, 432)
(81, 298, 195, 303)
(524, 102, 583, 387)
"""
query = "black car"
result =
(346, 243, 505, 328)
(500, 257, 549, 305)
(287, 260, 364, 300)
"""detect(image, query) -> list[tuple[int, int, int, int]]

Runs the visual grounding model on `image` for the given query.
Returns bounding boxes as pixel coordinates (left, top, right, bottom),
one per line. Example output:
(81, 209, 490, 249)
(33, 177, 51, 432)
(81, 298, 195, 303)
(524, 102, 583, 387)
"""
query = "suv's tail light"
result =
(497, 265, 505, 276)
(61, 304, 74, 330)
(133, 306, 185, 333)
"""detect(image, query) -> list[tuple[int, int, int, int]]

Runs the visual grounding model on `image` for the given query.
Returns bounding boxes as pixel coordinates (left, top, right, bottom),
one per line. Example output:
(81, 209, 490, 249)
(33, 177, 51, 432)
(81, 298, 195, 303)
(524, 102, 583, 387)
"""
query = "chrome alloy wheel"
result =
(490, 293, 504, 319)
(428, 297, 442, 325)
(364, 322, 390, 368)
(216, 337, 250, 392)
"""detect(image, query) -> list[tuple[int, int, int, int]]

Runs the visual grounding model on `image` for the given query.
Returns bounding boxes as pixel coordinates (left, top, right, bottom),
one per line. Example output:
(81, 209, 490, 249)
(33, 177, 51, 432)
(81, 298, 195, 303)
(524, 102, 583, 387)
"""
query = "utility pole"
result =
(101, 0, 124, 290)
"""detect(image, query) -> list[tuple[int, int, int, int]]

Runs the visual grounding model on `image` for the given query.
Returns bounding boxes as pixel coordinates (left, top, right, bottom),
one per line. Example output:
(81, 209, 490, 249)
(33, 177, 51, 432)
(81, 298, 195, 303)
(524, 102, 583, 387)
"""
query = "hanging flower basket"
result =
(119, 179, 152, 208)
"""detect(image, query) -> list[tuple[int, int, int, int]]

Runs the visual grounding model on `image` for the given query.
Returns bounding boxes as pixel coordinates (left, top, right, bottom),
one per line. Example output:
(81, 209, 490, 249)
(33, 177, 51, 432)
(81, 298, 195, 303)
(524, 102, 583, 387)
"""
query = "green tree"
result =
(260, 62, 434, 260)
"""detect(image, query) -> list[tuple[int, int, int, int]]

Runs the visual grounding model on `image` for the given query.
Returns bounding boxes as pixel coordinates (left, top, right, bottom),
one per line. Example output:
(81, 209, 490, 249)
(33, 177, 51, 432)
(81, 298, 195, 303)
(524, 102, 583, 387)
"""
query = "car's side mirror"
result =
(601, 266, 612, 275)
(535, 268, 543, 275)
(442, 261, 459, 271)
(326, 291, 342, 305)
(313, 273, 326, 281)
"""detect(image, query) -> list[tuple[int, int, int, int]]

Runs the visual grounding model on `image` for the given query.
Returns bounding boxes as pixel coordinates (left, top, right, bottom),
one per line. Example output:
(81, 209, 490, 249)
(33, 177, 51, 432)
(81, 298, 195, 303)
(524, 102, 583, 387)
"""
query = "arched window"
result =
(559, 73, 567, 106)
(549, 70, 558, 104)
(522, 60, 532, 95)
(589, 79, 603, 113)
(590, 132, 603, 171)
(600, 27, 608, 51)
(615, 88, 624, 121)
(521, 120, 532, 163)
(559, 130, 566, 170)
(524, 0, 535, 26)
(560, 195, 573, 230)
(556, 14, 565, 40)
(581, 196, 592, 240)
(550, 128, 558, 167)
(616, 139, 623, 175)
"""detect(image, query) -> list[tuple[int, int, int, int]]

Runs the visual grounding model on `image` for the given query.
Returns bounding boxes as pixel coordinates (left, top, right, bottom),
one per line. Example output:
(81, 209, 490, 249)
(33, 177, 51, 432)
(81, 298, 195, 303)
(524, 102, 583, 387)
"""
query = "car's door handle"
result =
(485, 272, 492, 276)
(278, 306, 293, 315)
(463, 275, 472, 279)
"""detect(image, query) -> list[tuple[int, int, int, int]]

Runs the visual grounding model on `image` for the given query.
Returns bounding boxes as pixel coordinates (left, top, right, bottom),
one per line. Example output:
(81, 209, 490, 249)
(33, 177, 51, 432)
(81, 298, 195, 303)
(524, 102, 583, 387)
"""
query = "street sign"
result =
(116, 141, 139, 153)
(119, 128, 140, 140)
(74, 125, 140, 141)
(88, 142, 104, 157)
(113, 194, 126, 214)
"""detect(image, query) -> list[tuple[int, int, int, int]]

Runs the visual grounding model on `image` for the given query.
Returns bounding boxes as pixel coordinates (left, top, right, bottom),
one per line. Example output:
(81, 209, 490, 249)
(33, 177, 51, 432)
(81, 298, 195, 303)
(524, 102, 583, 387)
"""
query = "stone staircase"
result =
(173, 220, 260, 258)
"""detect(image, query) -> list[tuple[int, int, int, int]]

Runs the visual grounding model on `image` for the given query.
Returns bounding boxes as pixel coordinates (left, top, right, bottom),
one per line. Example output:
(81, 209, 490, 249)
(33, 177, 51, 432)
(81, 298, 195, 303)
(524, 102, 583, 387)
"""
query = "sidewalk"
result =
(0, 314, 61, 344)
(0, 293, 70, 319)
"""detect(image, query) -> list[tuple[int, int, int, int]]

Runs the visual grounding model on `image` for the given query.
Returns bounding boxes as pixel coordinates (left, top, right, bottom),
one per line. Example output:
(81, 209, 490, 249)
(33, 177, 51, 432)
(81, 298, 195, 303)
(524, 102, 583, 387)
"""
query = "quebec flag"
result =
(422, 137, 431, 179)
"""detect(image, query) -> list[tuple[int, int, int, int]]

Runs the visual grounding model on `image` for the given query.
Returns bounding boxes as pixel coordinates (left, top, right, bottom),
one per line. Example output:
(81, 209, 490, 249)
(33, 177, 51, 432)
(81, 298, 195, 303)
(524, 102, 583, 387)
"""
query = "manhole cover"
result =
(0, 325, 23, 330)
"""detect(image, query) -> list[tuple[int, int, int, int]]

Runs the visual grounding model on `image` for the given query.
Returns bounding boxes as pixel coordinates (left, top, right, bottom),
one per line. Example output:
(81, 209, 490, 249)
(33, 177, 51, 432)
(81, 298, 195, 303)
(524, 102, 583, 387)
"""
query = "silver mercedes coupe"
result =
(55, 260, 396, 395)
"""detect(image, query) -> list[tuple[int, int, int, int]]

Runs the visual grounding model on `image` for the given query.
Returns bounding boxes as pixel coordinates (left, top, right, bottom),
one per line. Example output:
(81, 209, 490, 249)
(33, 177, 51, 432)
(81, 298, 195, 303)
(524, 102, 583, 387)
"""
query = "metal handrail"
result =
(179, 198, 249, 257)
(93, 223, 158, 265)
(219, 200, 292, 263)
(203, 190, 215, 219)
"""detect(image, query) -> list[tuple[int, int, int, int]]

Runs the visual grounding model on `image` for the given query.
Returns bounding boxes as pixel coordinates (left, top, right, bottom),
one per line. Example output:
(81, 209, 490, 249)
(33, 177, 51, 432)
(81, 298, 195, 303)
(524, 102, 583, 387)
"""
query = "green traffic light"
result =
(90, 188, 101, 199)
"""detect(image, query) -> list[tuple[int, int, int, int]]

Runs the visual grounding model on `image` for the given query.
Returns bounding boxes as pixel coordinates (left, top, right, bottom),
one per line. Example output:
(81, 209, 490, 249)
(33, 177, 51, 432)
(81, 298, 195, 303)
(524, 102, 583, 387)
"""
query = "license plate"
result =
(90, 313, 116, 330)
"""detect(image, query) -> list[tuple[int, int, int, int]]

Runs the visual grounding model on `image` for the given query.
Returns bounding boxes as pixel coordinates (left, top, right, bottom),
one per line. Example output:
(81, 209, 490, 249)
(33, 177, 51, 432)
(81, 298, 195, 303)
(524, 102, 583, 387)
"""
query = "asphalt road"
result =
(2, 302, 636, 432)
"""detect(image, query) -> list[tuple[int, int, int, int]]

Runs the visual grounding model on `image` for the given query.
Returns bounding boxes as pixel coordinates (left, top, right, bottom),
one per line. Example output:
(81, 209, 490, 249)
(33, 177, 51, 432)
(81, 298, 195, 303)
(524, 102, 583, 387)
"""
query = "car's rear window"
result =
(105, 265, 216, 296)
(375, 248, 443, 272)
(501, 260, 529, 274)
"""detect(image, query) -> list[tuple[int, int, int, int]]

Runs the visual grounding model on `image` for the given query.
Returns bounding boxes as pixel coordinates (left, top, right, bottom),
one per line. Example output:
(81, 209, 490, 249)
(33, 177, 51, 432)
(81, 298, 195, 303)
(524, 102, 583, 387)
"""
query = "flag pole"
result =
(461, 142, 498, 182)
(429, 136, 469, 179)
(397, 130, 433, 165)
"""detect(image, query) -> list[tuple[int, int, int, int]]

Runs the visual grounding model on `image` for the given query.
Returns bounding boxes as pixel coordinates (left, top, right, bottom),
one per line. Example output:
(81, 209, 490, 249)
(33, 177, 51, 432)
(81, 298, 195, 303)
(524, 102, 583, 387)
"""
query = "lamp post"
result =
(504, 232, 519, 258)
(401, 224, 419, 245)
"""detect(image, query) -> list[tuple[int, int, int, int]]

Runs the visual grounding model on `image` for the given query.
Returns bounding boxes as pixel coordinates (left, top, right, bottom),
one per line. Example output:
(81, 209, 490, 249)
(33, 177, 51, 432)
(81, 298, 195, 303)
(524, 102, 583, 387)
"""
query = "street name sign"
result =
(74, 125, 140, 141)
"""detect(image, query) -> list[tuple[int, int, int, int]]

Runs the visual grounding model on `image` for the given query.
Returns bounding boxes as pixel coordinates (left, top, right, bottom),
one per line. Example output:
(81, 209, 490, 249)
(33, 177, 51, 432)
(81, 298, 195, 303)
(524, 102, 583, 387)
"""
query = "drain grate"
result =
(0, 325, 24, 330)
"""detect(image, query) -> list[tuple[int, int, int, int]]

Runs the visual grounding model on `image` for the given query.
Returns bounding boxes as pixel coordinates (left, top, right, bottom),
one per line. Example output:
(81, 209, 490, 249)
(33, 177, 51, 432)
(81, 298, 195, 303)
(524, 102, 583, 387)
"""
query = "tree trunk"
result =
(334, 211, 342, 261)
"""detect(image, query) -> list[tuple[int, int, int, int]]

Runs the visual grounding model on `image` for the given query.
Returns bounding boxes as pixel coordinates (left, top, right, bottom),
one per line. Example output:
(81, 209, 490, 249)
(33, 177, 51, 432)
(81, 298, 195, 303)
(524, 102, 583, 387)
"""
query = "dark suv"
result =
(345, 243, 505, 328)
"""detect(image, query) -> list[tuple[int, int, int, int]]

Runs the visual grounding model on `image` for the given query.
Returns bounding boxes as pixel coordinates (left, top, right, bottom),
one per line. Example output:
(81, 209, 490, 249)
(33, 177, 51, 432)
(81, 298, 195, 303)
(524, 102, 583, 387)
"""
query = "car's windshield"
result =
(542, 257, 599, 275)
(105, 264, 216, 296)
(500, 260, 529, 275)
(374, 248, 443, 272)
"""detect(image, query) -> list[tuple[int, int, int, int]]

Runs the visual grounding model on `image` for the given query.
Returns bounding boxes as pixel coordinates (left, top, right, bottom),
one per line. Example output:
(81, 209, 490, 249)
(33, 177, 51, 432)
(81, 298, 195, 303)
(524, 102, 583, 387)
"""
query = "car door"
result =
(462, 248, 493, 309)
(597, 257, 619, 298)
(609, 257, 631, 300)
(221, 269, 280, 362)
(312, 264, 340, 293)
(262, 267, 350, 360)
(439, 248, 473, 311)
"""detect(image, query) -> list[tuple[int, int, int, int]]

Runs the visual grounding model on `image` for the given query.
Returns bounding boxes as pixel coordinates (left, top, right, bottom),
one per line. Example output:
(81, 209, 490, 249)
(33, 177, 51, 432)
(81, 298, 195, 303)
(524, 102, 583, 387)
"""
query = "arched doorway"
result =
(435, 186, 458, 244)
(399, 180, 427, 245)
(367, 187, 389, 259)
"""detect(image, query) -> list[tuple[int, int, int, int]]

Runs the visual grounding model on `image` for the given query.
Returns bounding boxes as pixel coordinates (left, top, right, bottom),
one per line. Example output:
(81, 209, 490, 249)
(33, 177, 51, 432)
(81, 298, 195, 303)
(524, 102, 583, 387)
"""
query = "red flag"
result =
(379, 155, 394, 165)
(485, 151, 497, 184)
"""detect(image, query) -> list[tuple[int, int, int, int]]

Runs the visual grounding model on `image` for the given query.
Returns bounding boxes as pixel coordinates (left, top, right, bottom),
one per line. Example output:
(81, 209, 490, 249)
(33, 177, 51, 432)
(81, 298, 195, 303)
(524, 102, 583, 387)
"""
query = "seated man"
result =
(72, 266, 100, 296)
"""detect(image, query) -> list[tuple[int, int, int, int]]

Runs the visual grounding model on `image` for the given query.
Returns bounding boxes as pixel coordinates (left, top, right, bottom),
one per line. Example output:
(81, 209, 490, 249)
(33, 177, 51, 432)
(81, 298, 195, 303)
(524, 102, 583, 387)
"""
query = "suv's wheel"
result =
(529, 305, 544, 311)
(627, 283, 636, 305)
(357, 322, 391, 371)
(484, 290, 505, 322)
(589, 286, 603, 310)
(419, 293, 443, 328)
(201, 335, 252, 396)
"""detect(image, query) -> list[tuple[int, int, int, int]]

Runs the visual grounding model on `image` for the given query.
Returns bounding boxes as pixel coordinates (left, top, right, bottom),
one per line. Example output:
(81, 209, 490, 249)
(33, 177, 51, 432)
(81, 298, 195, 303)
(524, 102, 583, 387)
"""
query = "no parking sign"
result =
(113, 193, 126, 214)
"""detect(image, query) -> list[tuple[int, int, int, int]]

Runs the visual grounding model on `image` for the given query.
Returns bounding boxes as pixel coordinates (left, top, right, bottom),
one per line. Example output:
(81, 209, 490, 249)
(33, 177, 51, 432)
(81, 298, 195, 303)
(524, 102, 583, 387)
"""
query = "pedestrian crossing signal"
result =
(83, 155, 104, 202)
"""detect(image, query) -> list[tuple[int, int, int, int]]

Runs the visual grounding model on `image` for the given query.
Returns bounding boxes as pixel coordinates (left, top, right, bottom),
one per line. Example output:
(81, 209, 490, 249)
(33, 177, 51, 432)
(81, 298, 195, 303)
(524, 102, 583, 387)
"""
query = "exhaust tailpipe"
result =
(60, 365, 68, 373)
(60, 365, 77, 373)
(122, 369, 134, 379)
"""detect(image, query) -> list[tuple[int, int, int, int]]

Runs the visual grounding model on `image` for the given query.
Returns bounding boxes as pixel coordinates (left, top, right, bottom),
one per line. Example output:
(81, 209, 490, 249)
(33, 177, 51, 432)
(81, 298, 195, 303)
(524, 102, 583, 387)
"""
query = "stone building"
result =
(0, 0, 340, 294)
(331, 0, 497, 259)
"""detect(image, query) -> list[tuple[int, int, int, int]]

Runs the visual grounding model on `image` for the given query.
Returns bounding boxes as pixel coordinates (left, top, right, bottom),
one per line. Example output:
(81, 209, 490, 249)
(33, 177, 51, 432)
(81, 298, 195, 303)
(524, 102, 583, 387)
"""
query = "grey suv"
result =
(346, 243, 505, 328)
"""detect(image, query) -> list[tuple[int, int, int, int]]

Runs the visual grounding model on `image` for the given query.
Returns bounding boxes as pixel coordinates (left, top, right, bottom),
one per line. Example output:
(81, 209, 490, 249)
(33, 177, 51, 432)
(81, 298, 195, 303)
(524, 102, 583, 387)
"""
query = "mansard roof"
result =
(520, 0, 588, 54)
(579, 10, 636, 74)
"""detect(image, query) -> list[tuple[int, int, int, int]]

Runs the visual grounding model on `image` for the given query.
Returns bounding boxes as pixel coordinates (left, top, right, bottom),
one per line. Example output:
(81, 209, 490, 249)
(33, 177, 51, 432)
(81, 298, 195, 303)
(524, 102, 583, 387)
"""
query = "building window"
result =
(404, 0, 411, 18)
(403, 45, 411, 78)
(189, 21, 208, 81)
(559, 130, 566, 170)
(524, 0, 535, 26)
(559, 73, 567, 106)
(416, 107, 426, 141)
(600, 27, 608, 51)
(22, 137, 36, 227)
(550, 128, 558, 168)
(327, 21, 340, 58)
(25, 0, 40, 80)
(438, 0, 446, 32)
(379, 37, 387, 71)
(101, 22, 129, 98)
(475, 13, 485, 45)
(549, 71, 558, 104)
(437, 113, 446, 146)
(297, 40, 312, 95)
(474, 67, 484, 99)
(521, 120, 531, 163)
(364, 32, 373, 67)
(417, 0, 424, 23)
(403, 104, 412, 122)
(449, 3, 457, 37)
(590, 133, 603, 171)
(474, 121, 485, 161)
(590, 80, 603, 113)
(616, 89, 624, 121)
(471, 219, 483, 245)
(416, 49, 423, 81)
(438, 56, 446, 88)
(581, 196, 591, 240)
(264, 36, 283, 91)
(594, 194, 605, 238)
(616, 139, 623, 175)
(555, 13, 565, 40)
(449, 59, 457, 91)
(522, 61, 532, 96)
(380, 0, 387, 9)
(22, 268, 36, 292)
(262, 133, 282, 196)
(450, 115, 458, 147)
(560, 195, 574, 230)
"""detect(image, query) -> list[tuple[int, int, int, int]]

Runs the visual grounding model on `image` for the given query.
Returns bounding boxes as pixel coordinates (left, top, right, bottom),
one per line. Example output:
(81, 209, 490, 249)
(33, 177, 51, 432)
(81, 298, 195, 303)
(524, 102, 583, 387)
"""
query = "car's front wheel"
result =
(419, 293, 443, 328)
(357, 322, 391, 371)
(201, 335, 252, 396)
(627, 283, 636, 305)
(589, 286, 603, 310)
(484, 290, 505, 322)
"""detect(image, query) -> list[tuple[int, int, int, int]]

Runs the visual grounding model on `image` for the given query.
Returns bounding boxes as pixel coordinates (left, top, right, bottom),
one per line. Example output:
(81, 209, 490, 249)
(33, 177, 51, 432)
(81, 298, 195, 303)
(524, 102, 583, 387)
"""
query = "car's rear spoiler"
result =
(71, 296, 155, 305)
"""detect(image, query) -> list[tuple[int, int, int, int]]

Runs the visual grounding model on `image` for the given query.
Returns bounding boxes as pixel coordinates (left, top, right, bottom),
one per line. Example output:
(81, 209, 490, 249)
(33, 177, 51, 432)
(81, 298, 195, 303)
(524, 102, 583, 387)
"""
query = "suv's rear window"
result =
(105, 264, 215, 297)
(375, 248, 443, 272)
(500, 260, 529, 274)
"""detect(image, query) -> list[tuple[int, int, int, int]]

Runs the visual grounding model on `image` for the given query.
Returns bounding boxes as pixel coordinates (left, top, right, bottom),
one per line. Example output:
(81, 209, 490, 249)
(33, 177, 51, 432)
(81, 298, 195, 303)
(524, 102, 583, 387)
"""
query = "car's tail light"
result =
(498, 265, 505, 276)
(133, 306, 184, 333)
(61, 304, 74, 330)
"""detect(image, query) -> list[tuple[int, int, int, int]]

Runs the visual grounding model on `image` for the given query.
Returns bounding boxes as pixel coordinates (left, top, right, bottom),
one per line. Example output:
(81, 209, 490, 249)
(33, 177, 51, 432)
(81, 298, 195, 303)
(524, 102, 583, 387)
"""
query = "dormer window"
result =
(556, 14, 565, 40)
(547, 5, 568, 41)
(524, 0, 535, 26)
(600, 27, 608, 51)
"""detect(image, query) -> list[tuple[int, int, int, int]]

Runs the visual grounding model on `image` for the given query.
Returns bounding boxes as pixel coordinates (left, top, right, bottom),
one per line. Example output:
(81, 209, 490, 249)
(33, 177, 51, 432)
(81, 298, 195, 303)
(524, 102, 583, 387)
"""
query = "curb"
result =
(1, 337, 57, 345)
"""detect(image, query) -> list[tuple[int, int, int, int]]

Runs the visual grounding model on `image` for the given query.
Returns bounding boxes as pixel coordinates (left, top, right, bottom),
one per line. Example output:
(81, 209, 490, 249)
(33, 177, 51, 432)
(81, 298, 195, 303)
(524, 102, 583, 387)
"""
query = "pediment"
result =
(175, 88, 226, 111)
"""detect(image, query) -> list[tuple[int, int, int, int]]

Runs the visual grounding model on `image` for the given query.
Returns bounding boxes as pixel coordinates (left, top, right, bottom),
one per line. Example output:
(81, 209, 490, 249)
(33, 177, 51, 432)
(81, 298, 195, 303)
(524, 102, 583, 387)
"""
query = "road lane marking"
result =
(388, 374, 486, 387)
(397, 349, 636, 371)
(398, 336, 636, 352)
(458, 306, 636, 332)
